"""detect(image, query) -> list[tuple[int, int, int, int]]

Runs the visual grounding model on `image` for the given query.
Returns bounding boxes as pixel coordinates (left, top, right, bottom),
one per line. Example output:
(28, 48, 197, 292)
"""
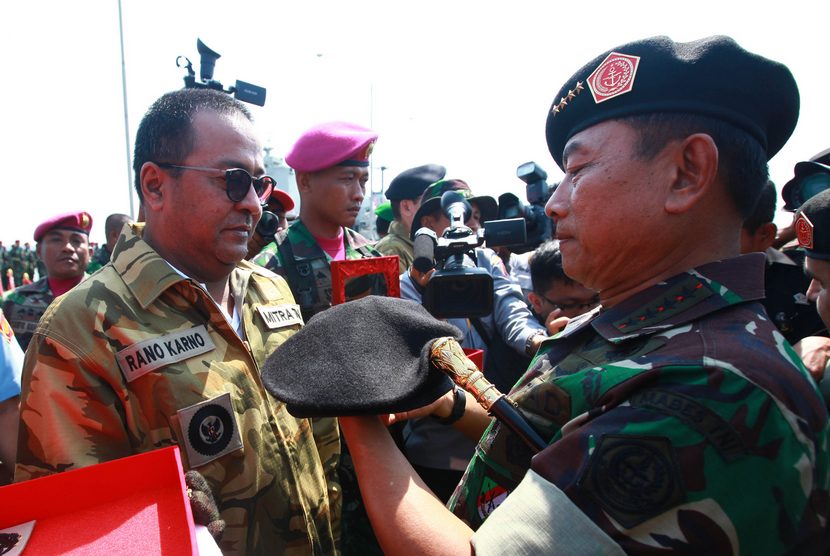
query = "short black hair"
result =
(742, 180, 777, 233)
(132, 88, 253, 202)
(623, 113, 769, 220)
(376, 217, 391, 236)
(104, 213, 132, 238)
(530, 240, 573, 294)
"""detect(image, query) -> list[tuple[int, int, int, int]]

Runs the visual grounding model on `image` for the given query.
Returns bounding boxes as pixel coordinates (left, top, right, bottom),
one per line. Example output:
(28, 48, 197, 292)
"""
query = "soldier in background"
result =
(339, 35, 829, 554)
(15, 88, 340, 555)
(7, 241, 23, 288)
(87, 213, 133, 274)
(373, 201, 392, 240)
(22, 242, 36, 282)
(245, 188, 295, 260)
(254, 121, 385, 322)
(2, 212, 92, 351)
(375, 164, 446, 273)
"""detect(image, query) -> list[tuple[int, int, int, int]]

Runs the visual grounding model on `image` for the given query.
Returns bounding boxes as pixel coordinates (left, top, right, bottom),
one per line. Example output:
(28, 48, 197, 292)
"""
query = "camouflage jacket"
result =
(2, 277, 54, 351)
(253, 220, 383, 322)
(374, 220, 412, 274)
(15, 224, 341, 556)
(451, 254, 830, 554)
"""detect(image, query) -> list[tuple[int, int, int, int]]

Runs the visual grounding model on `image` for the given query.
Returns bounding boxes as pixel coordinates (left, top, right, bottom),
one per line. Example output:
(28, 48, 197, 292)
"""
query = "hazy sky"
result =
(2, 1, 827, 245)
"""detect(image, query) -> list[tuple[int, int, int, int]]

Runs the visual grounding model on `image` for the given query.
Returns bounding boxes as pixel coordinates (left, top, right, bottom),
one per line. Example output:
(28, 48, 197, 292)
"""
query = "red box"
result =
(0, 446, 195, 555)
(330, 256, 401, 305)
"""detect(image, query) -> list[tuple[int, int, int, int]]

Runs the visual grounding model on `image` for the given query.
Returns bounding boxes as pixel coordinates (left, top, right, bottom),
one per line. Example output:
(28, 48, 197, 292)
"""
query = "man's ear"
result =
(664, 133, 719, 215)
(527, 291, 544, 315)
(757, 222, 778, 252)
(140, 162, 166, 212)
(296, 172, 312, 193)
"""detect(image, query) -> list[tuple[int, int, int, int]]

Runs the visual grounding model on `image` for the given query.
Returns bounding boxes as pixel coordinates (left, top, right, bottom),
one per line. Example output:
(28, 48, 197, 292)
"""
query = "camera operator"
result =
(401, 179, 546, 502)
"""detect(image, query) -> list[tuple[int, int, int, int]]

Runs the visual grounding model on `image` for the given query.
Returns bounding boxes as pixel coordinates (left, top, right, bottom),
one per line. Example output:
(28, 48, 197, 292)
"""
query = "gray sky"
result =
(2, 0, 827, 245)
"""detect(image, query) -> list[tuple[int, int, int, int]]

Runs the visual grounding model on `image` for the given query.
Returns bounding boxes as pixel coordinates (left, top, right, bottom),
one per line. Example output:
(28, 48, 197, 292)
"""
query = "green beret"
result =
(260, 296, 463, 417)
(545, 36, 799, 170)
(374, 201, 393, 223)
(410, 179, 498, 240)
(796, 189, 830, 260)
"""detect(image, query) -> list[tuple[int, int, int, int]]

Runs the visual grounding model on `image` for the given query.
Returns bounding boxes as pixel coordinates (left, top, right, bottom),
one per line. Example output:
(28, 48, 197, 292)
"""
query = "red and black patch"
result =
(795, 211, 814, 249)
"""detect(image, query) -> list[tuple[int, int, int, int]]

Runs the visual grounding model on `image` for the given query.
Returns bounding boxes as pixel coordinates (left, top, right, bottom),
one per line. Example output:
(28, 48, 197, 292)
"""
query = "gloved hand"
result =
(185, 469, 226, 541)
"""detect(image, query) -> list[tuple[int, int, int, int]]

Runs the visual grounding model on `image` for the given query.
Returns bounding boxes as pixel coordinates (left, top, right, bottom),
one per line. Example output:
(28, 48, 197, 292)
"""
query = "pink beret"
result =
(285, 121, 378, 173)
(34, 211, 93, 242)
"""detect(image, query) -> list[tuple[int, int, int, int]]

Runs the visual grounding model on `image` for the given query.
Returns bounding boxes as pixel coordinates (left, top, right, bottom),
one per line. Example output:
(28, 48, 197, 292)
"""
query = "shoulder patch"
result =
(177, 392, 243, 468)
(579, 434, 685, 528)
(257, 303, 304, 329)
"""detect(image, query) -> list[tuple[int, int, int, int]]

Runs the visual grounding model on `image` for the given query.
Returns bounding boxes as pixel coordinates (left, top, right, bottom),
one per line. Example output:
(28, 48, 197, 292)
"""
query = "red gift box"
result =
(0, 446, 195, 555)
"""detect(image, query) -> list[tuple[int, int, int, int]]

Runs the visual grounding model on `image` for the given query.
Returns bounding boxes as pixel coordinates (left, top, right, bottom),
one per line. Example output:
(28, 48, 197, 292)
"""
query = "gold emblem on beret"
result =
(551, 81, 585, 117)
(362, 141, 375, 161)
(80, 212, 91, 229)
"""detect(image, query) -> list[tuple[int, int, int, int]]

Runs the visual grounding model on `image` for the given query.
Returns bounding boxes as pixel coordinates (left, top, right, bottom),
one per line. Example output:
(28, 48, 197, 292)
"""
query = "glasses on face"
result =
(157, 163, 275, 203)
(538, 292, 600, 312)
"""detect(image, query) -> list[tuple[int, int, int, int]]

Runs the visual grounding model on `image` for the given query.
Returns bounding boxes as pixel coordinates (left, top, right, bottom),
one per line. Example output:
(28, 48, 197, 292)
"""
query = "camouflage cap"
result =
(260, 296, 462, 417)
(795, 188, 830, 260)
(545, 35, 799, 170)
(781, 161, 830, 211)
(409, 179, 498, 240)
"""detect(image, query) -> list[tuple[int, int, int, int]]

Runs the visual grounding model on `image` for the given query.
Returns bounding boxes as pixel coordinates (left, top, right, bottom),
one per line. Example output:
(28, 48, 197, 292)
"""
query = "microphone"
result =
(429, 337, 547, 453)
(412, 228, 438, 274)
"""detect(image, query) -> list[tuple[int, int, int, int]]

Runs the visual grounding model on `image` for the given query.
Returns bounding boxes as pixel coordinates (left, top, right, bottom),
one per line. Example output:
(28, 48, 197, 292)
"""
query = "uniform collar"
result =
(556, 254, 766, 344)
(387, 221, 413, 245)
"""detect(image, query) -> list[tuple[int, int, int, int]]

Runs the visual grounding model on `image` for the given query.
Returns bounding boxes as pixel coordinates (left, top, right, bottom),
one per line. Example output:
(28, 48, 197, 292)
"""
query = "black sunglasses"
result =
(157, 163, 275, 203)
(538, 292, 600, 312)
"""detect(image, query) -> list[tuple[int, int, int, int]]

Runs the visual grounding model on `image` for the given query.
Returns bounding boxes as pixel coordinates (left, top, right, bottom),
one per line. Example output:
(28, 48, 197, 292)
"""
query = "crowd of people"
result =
(1, 33, 829, 554)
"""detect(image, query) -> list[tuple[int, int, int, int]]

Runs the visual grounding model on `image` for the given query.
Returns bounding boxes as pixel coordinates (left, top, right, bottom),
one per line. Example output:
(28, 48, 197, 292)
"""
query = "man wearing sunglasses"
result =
(15, 89, 340, 555)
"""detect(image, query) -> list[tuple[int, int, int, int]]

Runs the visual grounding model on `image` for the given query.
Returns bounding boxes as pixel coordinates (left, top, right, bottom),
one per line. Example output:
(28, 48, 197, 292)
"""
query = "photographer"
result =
(401, 179, 546, 501)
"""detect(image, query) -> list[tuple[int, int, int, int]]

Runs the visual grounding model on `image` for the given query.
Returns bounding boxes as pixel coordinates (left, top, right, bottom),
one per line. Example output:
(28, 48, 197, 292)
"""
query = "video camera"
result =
(177, 39, 267, 107)
(496, 161, 556, 254)
(413, 191, 526, 319)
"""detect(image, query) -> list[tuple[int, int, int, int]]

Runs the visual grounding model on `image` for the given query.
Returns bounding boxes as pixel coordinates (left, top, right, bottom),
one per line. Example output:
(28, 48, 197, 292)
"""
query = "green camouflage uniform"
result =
(253, 219, 384, 321)
(86, 245, 111, 274)
(255, 218, 385, 556)
(22, 246, 37, 281)
(374, 220, 413, 274)
(2, 277, 56, 351)
(450, 254, 830, 554)
(6, 244, 24, 287)
(15, 224, 341, 556)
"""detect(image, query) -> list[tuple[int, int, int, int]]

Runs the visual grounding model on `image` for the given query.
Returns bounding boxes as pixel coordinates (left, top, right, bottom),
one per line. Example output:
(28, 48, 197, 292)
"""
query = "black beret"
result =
(261, 296, 463, 417)
(796, 189, 830, 260)
(385, 164, 447, 201)
(782, 162, 830, 211)
(545, 35, 799, 170)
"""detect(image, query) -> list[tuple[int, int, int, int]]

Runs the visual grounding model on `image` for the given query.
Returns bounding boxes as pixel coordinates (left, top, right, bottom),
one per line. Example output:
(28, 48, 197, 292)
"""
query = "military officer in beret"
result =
(373, 201, 393, 239)
(338, 35, 830, 554)
(15, 88, 340, 555)
(254, 121, 386, 322)
(375, 164, 446, 273)
(2, 211, 92, 351)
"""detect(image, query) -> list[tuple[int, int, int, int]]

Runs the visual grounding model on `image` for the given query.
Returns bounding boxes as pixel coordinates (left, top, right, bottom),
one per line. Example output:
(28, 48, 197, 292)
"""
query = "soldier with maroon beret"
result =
(2, 211, 92, 350)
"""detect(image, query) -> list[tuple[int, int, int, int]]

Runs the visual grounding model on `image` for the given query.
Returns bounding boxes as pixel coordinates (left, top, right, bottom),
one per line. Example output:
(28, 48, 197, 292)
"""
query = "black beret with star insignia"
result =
(795, 188, 830, 261)
(545, 36, 799, 170)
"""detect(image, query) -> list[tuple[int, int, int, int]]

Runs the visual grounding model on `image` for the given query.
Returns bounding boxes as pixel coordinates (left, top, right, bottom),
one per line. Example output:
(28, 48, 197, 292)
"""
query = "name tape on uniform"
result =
(177, 392, 243, 468)
(116, 325, 216, 382)
(257, 303, 304, 330)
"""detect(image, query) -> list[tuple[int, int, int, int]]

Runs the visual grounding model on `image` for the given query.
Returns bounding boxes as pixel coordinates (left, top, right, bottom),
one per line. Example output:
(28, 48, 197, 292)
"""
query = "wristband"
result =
(431, 385, 466, 425)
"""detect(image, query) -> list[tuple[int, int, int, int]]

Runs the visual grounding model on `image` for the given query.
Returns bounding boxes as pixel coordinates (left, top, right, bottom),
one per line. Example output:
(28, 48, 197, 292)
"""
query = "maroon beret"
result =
(34, 211, 93, 242)
(286, 121, 378, 173)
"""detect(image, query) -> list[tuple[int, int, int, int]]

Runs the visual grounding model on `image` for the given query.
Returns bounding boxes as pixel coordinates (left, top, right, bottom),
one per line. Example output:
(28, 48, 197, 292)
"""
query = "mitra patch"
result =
(579, 434, 684, 528)
(177, 393, 243, 468)
(116, 325, 216, 382)
(257, 303, 304, 329)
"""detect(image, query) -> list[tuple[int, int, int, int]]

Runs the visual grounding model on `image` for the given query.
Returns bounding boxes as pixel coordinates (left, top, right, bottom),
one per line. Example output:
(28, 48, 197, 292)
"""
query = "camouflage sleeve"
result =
(521, 372, 821, 554)
(252, 241, 286, 277)
(311, 416, 342, 544)
(15, 332, 131, 481)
